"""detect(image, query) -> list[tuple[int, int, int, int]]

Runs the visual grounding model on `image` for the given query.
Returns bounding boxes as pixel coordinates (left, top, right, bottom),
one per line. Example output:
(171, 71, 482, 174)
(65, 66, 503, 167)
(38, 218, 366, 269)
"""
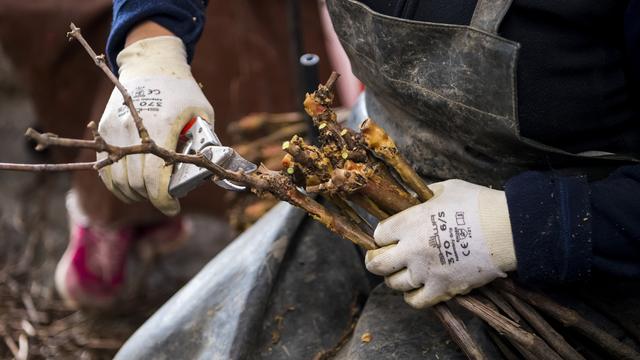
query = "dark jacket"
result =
(106, 0, 640, 285)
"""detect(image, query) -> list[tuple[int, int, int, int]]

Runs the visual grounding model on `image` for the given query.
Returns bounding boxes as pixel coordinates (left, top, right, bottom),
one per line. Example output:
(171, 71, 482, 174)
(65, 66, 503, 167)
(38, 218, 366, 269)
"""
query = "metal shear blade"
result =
(169, 117, 257, 198)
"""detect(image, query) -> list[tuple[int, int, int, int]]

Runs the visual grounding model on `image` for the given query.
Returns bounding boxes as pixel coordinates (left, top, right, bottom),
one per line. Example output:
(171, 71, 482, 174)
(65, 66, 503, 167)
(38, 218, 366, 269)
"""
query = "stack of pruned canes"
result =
(273, 72, 640, 360)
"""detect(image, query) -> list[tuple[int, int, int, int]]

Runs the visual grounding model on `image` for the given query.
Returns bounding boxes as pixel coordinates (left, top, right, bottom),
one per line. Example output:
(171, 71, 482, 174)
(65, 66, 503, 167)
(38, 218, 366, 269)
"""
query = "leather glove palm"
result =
(365, 179, 517, 308)
(98, 36, 214, 215)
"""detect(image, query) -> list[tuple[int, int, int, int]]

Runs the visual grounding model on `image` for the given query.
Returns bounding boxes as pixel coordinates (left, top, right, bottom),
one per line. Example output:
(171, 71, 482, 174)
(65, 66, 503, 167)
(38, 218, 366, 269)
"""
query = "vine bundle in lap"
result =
(273, 74, 640, 360)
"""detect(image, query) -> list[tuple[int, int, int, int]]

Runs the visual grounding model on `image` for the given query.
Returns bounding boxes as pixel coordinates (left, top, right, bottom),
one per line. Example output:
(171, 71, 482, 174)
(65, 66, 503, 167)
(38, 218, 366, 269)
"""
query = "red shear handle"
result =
(179, 117, 199, 141)
(180, 117, 198, 136)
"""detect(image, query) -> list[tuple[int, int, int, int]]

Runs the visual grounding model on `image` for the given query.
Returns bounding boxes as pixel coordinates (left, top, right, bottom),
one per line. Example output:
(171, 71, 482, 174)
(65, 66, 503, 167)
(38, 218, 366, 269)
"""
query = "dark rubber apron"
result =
(328, 0, 635, 187)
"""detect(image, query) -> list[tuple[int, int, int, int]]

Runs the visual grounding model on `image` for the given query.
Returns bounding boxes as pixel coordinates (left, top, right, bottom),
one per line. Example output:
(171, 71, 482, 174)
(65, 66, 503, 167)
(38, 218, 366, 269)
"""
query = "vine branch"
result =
(67, 23, 150, 142)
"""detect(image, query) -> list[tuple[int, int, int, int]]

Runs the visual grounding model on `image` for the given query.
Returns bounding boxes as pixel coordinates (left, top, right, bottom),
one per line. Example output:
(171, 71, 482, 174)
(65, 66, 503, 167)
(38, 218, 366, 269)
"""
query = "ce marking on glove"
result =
(132, 86, 163, 113)
(430, 211, 473, 266)
(132, 86, 162, 97)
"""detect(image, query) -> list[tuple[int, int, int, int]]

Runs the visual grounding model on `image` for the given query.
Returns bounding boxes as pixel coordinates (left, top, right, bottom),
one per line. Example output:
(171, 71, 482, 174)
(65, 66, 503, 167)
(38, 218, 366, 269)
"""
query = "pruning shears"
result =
(169, 116, 257, 198)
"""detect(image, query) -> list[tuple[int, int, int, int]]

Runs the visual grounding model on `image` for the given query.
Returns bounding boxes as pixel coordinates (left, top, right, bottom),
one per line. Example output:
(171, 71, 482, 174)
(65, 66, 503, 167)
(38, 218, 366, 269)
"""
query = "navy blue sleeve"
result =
(505, 164, 640, 285)
(106, 0, 208, 74)
(506, 1, 640, 285)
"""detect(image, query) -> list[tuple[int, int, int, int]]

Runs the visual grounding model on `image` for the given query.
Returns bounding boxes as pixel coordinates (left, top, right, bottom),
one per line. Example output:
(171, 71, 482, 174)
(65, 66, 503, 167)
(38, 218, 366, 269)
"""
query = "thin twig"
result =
(324, 72, 340, 92)
(20, 320, 35, 337)
(67, 23, 150, 141)
(17, 334, 28, 360)
(433, 303, 487, 360)
(578, 290, 640, 345)
(3, 335, 19, 359)
(21, 293, 44, 324)
(328, 195, 374, 236)
(479, 287, 522, 325)
(349, 194, 389, 220)
(501, 290, 584, 360)
(454, 295, 562, 360)
(487, 329, 520, 360)
(0, 162, 96, 172)
(496, 279, 640, 360)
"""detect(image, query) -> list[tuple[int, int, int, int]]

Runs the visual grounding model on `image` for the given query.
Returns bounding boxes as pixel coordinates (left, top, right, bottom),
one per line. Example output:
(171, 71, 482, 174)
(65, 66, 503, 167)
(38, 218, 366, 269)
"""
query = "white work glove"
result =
(97, 36, 214, 216)
(365, 179, 517, 308)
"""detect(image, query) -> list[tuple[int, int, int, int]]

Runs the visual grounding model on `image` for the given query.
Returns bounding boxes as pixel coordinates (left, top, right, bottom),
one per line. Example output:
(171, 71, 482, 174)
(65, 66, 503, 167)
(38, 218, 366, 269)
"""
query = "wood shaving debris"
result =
(360, 332, 372, 343)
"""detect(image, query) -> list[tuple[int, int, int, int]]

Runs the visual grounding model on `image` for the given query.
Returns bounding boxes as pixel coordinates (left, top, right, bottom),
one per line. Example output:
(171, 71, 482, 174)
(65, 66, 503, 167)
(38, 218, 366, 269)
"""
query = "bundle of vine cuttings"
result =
(226, 108, 349, 231)
(273, 72, 640, 360)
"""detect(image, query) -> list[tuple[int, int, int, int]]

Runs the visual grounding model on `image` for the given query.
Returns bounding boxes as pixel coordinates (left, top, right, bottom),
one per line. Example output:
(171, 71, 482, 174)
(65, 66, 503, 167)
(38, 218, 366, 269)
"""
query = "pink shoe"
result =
(55, 191, 190, 309)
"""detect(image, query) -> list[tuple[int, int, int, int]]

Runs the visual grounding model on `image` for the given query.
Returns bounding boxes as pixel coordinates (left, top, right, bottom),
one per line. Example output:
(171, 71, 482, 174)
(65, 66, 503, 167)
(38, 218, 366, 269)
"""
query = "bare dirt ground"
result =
(0, 45, 233, 359)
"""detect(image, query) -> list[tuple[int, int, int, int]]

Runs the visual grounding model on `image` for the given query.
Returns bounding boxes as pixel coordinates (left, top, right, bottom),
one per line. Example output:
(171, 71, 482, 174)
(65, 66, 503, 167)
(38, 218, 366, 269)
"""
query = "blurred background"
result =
(0, 38, 232, 358)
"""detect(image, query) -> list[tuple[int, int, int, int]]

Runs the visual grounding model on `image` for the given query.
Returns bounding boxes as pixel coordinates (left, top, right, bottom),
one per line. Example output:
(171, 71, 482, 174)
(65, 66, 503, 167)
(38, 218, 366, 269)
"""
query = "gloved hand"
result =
(97, 36, 214, 216)
(365, 179, 517, 308)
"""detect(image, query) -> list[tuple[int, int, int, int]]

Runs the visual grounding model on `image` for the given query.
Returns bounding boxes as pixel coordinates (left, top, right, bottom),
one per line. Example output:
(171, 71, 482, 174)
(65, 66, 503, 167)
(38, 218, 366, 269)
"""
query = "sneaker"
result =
(55, 191, 190, 309)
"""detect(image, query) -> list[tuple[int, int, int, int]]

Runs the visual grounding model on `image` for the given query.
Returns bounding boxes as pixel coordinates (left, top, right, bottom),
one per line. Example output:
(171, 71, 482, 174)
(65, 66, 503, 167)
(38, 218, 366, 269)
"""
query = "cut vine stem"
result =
(496, 278, 640, 360)
(500, 290, 584, 360)
(453, 296, 562, 360)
